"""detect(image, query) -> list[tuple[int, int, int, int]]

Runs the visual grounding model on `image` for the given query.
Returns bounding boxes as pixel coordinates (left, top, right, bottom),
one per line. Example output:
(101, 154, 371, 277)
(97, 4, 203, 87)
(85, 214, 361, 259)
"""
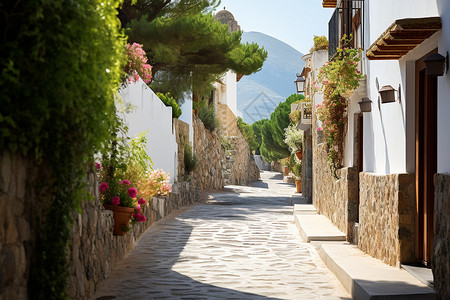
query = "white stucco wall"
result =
(437, 0, 450, 173)
(360, 0, 446, 175)
(179, 95, 194, 145)
(119, 80, 178, 184)
(218, 70, 238, 116)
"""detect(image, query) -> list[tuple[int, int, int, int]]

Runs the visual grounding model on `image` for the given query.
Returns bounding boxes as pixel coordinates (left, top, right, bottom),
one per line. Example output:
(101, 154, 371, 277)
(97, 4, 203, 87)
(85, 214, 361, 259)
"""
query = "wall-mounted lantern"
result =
(358, 97, 372, 112)
(379, 85, 396, 103)
(424, 52, 448, 76)
(294, 73, 305, 94)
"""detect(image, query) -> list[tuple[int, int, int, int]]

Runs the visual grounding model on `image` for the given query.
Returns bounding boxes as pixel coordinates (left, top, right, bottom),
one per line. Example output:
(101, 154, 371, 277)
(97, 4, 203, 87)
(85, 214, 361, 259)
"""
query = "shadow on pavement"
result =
(95, 216, 285, 300)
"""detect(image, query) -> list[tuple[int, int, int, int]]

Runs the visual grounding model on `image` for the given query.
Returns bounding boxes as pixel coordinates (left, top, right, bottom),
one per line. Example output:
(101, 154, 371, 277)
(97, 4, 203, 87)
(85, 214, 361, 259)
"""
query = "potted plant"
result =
(292, 163, 302, 193)
(284, 123, 303, 159)
(99, 177, 147, 236)
(289, 110, 301, 123)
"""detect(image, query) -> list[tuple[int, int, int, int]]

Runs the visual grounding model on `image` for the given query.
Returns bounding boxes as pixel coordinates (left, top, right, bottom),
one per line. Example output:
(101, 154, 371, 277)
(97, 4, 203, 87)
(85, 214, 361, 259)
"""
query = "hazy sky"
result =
(213, 0, 334, 54)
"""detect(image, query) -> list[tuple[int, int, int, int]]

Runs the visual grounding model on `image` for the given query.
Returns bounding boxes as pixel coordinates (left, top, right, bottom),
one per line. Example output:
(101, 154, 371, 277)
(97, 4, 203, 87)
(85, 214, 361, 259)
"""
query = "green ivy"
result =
(0, 0, 126, 298)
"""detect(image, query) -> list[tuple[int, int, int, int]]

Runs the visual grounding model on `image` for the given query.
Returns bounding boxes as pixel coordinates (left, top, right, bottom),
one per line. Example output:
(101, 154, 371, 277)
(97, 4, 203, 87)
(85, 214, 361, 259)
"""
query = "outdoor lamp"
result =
(358, 97, 372, 112)
(424, 52, 448, 76)
(294, 74, 305, 93)
(379, 85, 396, 103)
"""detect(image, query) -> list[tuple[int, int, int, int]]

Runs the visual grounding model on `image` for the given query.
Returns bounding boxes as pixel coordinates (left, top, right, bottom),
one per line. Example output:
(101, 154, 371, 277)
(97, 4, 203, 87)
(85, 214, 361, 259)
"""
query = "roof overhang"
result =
(366, 17, 441, 60)
(322, 0, 337, 8)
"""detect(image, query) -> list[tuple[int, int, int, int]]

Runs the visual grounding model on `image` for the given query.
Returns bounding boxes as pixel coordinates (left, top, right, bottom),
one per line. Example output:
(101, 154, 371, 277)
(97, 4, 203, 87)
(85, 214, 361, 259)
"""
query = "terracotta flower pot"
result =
(104, 205, 134, 236)
(283, 167, 289, 176)
(296, 151, 303, 160)
(295, 180, 302, 193)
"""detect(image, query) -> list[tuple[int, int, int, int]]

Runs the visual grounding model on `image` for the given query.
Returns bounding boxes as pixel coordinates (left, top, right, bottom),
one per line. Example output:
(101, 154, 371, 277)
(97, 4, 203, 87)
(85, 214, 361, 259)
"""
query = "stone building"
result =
(296, 0, 450, 298)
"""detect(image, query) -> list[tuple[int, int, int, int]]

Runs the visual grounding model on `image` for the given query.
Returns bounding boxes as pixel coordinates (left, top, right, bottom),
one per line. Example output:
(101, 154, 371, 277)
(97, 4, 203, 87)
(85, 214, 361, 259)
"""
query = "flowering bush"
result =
(317, 35, 364, 98)
(315, 35, 363, 176)
(142, 169, 172, 197)
(124, 43, 152, 84)
(98, 175, 147, 223)
(316, 84, 347, 175)
(284, 123, 303, 153)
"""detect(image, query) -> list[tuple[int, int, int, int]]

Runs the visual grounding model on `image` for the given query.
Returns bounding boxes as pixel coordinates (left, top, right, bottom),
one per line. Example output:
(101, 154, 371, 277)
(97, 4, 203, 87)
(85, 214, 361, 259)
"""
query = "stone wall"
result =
(67, 179, 199, 299)
(221, 135, 260, 185)
(174, 118, 190, 182)
(218, 103, 240, 137)
(271, 161, 284, 173)
(358, 172, 415, 267)
(0, 151, 200, 300)
(312, 143, 358, 241)
(432, 173, 450, 300)
(191, 117, 225, 190)
(254, 155, 271, 171)
(0, 153, 49, 300)
(302, 130, 313, 202)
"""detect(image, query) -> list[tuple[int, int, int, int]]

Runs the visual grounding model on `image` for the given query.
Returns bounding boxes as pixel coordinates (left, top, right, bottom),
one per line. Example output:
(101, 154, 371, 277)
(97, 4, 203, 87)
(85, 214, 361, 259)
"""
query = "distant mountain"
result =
(237, 32, 305, 124)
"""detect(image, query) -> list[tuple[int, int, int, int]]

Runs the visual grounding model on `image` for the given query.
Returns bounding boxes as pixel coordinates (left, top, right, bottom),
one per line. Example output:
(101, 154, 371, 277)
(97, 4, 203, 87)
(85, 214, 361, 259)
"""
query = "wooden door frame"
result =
(415, 48, 438, 265)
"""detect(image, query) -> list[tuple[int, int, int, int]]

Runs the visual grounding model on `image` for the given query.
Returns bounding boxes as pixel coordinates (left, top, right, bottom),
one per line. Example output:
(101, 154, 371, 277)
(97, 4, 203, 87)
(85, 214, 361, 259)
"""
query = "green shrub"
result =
(310, 35, 329, 52)
(194, 99, 219, 132)
(184, 142, 198, 177)
(237, 117, 258, 151)
(156, 92, 182, 118)
(220, 137, 234, 151)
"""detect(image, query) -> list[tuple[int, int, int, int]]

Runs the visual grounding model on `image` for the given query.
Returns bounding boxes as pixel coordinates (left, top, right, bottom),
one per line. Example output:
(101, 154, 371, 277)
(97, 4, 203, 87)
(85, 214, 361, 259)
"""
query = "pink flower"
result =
(138, 198, 146, 205)
(127, 187, 138, 198)
(112, 196, 120, 206)
(133, 213, 147, 223)
(317, 127, 323, 131)
(136, 204, 141, 211)
(120, 180, 131, 185)
(99, 182, 109, 192)
(95, 163, 101, 170)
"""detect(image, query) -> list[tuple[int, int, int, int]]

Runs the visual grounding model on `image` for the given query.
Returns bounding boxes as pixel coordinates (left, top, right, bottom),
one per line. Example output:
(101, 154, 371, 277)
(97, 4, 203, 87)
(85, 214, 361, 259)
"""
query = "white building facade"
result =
(311, 1, 450, 297)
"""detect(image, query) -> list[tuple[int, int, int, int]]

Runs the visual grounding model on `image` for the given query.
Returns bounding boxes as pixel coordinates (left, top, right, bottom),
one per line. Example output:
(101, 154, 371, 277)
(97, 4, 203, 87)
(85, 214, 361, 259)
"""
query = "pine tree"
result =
(121, 2, 267, 101)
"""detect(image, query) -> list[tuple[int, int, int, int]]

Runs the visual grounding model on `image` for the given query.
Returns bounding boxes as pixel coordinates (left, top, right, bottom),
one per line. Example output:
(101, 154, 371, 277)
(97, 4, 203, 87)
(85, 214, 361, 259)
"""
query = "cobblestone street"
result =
(93, 171, 349, 300)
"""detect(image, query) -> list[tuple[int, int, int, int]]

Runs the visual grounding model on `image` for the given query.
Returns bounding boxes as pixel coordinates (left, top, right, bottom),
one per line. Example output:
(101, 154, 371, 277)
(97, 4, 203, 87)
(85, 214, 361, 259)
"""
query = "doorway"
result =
(415, 50, 438, 266)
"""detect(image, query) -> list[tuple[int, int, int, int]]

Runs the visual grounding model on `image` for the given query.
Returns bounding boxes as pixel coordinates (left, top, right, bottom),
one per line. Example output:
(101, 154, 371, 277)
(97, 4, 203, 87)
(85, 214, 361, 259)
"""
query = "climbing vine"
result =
(0, 0, 126, 298)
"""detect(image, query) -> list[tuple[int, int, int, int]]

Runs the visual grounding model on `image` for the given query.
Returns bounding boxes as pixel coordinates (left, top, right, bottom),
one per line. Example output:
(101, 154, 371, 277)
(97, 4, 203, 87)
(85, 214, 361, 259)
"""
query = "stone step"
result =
(293, 204, 316, 214)
(294, 214, 346, 242)
(319, 243, 436, 300)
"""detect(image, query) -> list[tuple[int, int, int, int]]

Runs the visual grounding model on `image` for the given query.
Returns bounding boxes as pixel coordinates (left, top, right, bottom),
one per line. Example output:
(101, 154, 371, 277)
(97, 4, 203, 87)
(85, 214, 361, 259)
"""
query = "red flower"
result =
(127, 187, 138, 198)
(99, 182, 109, 192)
(112, 196, 120, 206)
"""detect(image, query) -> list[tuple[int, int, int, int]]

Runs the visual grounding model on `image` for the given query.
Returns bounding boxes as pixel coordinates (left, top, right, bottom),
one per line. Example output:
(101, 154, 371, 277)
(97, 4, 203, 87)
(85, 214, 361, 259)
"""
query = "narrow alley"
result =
(92, 171, 349, 300)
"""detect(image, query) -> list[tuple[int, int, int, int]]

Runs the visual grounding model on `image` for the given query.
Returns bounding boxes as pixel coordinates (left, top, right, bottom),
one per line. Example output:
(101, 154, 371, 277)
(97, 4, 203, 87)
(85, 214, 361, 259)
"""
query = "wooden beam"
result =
(322, 0, 337, 8)
(371, 50, 409, 56)
(366, 17, 441, 60)
(376, 45, 416, 51)
(367, 55, 403, 60)
(382, 39, 428, 46)
(390, 31, 436, 40)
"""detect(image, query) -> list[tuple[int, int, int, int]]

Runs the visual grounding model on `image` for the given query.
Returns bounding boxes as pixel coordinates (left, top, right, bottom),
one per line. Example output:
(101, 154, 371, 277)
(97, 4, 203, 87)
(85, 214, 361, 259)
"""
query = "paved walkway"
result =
(93, 171, 349, 300)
